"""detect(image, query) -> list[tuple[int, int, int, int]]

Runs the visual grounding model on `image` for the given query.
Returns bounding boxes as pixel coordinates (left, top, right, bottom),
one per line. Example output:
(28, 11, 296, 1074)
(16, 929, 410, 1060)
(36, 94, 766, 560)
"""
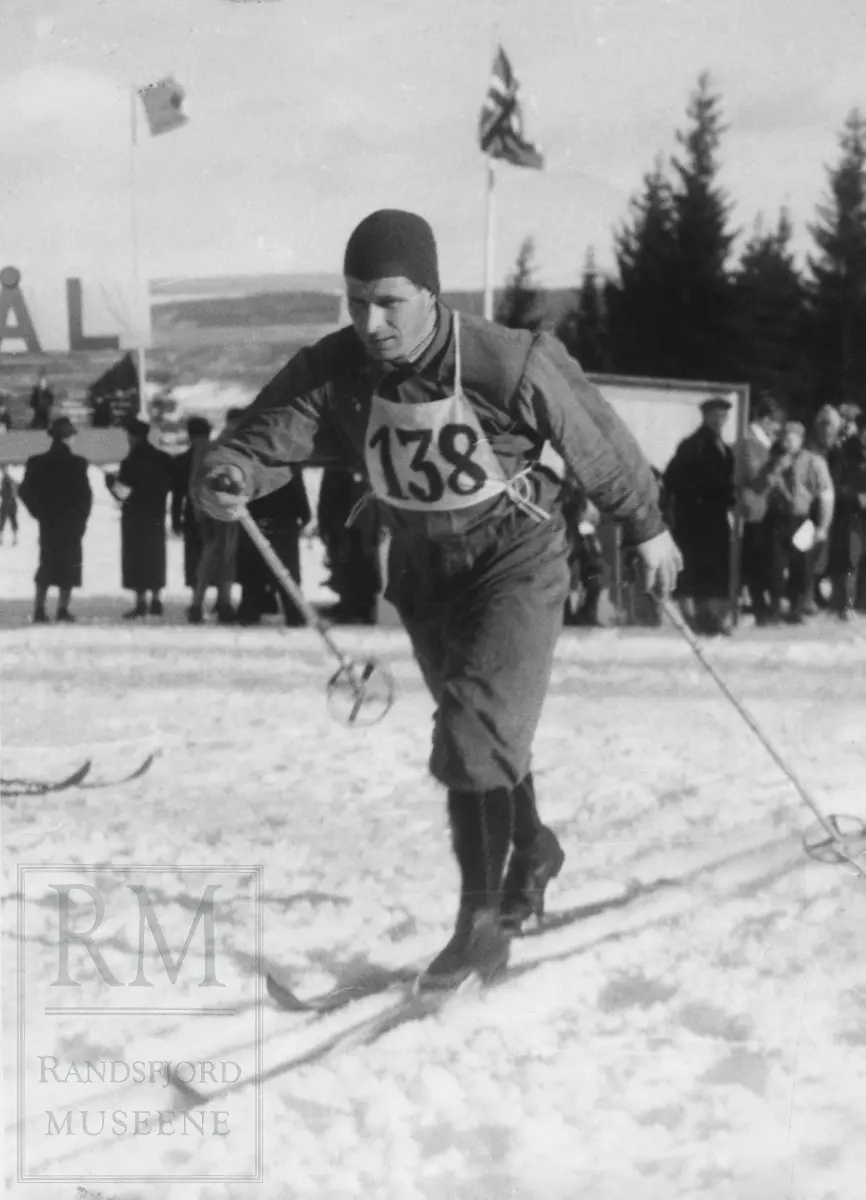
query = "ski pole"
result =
(659, 596, 866, 877)
(237, 507, 396, 727)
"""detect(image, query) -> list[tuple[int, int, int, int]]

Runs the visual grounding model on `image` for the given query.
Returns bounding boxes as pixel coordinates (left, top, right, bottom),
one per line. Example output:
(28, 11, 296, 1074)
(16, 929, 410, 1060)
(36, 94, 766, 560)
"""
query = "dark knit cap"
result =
(343, 210, 440, 295)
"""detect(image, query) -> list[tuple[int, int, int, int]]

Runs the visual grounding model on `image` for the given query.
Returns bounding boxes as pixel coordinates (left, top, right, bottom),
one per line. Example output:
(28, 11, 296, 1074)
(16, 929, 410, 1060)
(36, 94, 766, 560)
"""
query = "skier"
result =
(194, 210, 681, 990)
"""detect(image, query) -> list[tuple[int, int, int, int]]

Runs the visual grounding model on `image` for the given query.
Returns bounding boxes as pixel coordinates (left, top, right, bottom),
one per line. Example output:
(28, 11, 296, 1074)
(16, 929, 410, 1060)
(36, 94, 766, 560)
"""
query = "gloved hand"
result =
(633, 529, 683, 599)
(196, 464, 249, 521)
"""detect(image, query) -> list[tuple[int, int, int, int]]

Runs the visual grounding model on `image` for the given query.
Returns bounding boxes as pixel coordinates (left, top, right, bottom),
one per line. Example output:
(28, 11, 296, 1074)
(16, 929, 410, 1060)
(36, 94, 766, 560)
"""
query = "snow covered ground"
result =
(3, 470, 866, 1199)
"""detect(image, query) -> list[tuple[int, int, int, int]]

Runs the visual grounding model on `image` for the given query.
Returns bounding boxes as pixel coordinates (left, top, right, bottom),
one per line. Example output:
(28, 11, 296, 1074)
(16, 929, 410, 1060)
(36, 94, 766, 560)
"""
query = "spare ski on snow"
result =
(0, 761, 92, 798)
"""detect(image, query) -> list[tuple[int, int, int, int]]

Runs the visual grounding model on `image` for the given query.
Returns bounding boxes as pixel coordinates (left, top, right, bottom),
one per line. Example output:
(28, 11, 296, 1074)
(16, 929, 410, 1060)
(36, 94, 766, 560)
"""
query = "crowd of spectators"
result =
(6, 400, 866, 633)
(663, 395, 866, 633)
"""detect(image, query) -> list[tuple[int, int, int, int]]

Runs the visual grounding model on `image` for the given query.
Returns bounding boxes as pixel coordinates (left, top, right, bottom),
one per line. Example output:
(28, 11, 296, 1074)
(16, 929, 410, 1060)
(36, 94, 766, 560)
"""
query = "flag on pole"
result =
(479, 47, 544, 170)
(138, 76, 188, 137)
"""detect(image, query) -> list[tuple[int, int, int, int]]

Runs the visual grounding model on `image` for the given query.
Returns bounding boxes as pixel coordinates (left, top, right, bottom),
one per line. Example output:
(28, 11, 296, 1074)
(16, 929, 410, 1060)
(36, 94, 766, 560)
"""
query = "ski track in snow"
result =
(2, 467, 866, 1199)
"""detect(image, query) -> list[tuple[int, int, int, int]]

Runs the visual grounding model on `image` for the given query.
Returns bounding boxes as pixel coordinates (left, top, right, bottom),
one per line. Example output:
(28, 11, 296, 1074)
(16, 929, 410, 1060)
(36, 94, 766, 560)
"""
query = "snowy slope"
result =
(2, 478, 866, 1199)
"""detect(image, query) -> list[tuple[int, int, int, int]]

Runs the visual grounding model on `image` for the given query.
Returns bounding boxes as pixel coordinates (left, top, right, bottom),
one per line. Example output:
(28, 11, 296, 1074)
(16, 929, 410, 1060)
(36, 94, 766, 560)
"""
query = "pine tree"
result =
(496, 237, 545, 331)
(556, 249, 611, 371)
(606, 158, 678, 376)
(731, 209, 808, 410)
(805, 109, 866, 408)
(667, 72, 737, 379)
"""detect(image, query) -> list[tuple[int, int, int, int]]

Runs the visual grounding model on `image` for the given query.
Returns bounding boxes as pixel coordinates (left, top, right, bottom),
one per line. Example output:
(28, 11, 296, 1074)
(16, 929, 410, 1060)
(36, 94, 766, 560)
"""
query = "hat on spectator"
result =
(700, 396, 732, 414)
(48, 416, 76, 441)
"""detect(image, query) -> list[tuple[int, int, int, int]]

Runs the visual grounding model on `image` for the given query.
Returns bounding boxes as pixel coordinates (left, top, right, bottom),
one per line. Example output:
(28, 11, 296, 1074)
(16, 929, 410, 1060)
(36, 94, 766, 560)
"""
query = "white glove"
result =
(197, 464, 250, 521)
(633, 530, 683, 599)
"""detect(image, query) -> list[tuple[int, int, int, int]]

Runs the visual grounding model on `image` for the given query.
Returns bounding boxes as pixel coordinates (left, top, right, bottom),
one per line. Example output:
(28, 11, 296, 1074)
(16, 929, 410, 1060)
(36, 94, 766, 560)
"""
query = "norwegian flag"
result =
(478, 47, 544, 170)
(138, 76, 188, 137)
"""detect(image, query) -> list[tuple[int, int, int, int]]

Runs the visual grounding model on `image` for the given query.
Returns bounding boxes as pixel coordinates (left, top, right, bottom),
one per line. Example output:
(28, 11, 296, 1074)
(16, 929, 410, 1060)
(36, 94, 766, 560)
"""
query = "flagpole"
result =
(483, 157, 496, 321)
(129, 85, 148, 420)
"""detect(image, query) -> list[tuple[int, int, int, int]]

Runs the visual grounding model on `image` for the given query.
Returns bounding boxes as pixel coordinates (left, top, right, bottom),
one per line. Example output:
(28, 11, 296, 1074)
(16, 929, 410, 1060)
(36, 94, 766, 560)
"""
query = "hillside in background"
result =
(0, 276, 579, 425)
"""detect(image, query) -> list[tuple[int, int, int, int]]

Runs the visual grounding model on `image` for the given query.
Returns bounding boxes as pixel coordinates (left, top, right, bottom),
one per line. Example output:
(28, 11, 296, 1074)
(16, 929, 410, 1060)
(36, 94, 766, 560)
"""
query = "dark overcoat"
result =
(663, 425, 734, 599)
(19, 442, 92, 587)
(116, 441, 175, 591)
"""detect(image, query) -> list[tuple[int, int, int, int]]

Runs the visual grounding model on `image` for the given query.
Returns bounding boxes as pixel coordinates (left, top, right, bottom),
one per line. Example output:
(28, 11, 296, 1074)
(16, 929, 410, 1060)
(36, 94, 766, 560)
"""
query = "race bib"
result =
(365, 391, 509, 511)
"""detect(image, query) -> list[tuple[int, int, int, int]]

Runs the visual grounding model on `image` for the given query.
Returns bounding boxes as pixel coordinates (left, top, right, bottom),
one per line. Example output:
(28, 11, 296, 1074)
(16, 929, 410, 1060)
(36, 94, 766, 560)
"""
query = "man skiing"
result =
(195, 210, 681, 991)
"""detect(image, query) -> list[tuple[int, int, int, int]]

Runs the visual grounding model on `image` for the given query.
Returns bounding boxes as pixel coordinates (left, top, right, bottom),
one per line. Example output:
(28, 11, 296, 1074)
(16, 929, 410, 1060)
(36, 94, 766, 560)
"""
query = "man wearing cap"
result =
(663, 397, 736, 634)
(18, 417, 93, 623)
(194, 209, 681, 990)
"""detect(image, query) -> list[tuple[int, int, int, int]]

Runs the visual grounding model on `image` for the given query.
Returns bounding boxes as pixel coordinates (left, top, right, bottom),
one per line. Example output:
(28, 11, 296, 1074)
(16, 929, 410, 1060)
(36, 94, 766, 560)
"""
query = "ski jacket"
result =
(195, 305, 664, 548)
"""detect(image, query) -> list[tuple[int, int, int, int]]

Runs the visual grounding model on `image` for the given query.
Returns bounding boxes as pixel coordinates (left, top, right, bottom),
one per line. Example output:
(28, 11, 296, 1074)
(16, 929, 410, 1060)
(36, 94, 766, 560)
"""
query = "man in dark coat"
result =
(171, 416, 212, 591)
(663, 397, 736, 634)
(29, 371, 54, 430)
(0, 465, 19, 546)
(827, 413, 866, 619)
(736, 393, 785, 624)
(316, 467, 381, 624)
(235, 469, 311, 625)
(18, 417, 92, 622)
(107, 418, 175, 618)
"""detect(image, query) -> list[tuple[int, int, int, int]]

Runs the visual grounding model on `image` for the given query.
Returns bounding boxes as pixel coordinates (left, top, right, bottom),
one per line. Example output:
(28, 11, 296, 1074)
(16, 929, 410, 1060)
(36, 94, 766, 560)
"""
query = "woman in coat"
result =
(107, 418, 176, 618)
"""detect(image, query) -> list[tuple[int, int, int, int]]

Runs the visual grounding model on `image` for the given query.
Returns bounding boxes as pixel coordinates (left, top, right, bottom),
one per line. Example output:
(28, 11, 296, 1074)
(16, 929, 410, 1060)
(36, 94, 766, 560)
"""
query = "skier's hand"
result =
(197, 464, 250, 521)
(634, 530, 682, 599)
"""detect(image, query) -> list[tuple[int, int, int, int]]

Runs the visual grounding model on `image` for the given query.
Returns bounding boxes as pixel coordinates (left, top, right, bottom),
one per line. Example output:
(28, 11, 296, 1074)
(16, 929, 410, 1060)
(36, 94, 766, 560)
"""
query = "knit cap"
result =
(343, 210, 440, 295)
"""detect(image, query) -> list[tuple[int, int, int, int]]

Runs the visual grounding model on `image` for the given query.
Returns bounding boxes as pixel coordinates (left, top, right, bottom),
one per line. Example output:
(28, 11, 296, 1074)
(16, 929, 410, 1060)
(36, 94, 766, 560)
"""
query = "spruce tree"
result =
(556, 249, 610, 371)
(668, 72, 736, 380)
(606, 158, 677, 376)
(805, 109, 866, 409)
(496, 237, 545, 331)
(732, 209, 808, 410)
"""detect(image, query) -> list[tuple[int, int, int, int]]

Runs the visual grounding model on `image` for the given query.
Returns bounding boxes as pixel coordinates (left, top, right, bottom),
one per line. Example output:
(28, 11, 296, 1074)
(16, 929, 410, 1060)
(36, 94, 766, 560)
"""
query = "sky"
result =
(1, 0, 865, 291)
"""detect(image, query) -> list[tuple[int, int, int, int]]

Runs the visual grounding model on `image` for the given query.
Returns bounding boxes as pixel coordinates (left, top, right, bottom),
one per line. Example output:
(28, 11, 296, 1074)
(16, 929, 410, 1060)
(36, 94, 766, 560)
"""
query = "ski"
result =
(77, 752, 157, 790)
(1, 752, 157, 799)
(264, 877, 659, 1018)
(0, 760, 92, 798)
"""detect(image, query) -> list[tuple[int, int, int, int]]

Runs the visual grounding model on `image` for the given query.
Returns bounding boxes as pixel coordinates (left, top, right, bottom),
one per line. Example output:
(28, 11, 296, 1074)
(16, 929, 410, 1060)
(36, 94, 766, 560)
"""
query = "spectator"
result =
(17, 417, 92, 622)
(0, 464, 19, 546)
(737, 393, 785, 625)
(807, 405, 845, 611)
(316, 467, 381, 625)
(29, 371, 54, 430)
(663, 397, 735, 634)
(839, 403, 862, 444)
(235, 469, 310, 625)
(765, 420, 835, 624)
(561, 491, 607, 626)
(827, 412, 866, 619)
(107, 418, 175, 619)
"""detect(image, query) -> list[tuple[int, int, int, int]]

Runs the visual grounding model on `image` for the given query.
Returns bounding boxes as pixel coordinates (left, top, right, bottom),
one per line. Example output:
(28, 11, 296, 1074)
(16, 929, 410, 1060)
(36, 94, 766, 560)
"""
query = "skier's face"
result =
(346, 276, 436, 363)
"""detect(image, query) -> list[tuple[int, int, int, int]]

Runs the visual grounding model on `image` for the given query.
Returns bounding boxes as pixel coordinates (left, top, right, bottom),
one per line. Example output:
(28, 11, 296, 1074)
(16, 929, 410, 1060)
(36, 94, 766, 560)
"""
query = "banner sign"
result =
(0, 265, 151, 354)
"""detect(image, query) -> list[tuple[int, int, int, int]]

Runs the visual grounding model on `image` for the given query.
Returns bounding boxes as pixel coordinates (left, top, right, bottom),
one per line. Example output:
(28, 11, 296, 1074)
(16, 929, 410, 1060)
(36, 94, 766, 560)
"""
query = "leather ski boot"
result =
(418, 788, 512, 992)
(500, 774, 565, 934)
